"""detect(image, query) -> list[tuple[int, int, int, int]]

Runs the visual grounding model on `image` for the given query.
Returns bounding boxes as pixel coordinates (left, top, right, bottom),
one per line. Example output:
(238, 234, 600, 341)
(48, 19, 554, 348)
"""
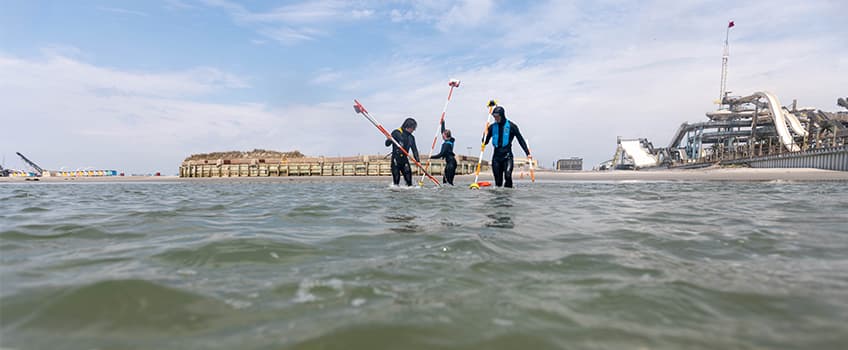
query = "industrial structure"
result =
(603, 23, 847, 171)
(605, 96, 848, 171)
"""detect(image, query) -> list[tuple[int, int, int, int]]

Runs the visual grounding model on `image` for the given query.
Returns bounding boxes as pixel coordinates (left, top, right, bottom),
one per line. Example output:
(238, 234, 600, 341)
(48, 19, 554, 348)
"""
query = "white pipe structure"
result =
(754, 91, 808, 152)
(619, 140, 659, 168)
(782, 108, 807, 136)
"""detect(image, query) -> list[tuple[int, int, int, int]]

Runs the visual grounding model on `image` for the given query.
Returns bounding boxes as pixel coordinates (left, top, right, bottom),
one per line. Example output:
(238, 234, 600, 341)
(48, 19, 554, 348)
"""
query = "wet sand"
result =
(2, 167, 847, 183)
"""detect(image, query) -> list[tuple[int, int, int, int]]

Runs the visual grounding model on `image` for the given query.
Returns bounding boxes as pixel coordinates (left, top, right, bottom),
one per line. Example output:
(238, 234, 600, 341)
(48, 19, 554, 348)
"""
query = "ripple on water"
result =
(285, 204, 337, 218)
(154, 238, 322, 267)
(1, 279, 237, 334)
(0, 225, 132, 240)
(19, 206, 49, 213)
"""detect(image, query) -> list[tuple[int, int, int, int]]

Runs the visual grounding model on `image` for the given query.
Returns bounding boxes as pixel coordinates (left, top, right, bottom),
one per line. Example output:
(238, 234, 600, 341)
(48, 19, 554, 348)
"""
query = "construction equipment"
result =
(16, 152, 45, 176)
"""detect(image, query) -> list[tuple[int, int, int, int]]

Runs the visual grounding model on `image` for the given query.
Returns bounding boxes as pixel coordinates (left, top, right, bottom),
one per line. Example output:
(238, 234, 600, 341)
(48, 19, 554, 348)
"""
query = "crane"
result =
(16, 152, 45, 176)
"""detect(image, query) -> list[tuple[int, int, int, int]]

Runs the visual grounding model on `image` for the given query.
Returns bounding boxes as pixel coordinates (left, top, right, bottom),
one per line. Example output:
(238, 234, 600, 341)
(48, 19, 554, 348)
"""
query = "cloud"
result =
(310, 68, 343, 85)
(324, 0, 847, 168)
(351, 9, 374, 19)
(164, 0, 196, 10)
(97, 6, 149, 17)
(1, 55, 247, 98)
(384, 0, 493, 30)
(258, 26, 324, 44)
(0, 53, 350, 173)
(435, 0, 494, 32)
(3, 1, 845, 173)
(203, 0, 375, 44)
(39, 44, 84, 59)
(236, 0, 351, 23)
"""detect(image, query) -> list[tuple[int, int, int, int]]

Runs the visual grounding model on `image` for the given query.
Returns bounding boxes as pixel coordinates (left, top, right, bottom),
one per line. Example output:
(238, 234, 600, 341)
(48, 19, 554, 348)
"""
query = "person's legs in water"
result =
(444, 158, 457, 185)
(391, 156, 401, 185)
(401, 160, 413, 186)
(492, 155, 505, 187)
(503, 154, 515, 188)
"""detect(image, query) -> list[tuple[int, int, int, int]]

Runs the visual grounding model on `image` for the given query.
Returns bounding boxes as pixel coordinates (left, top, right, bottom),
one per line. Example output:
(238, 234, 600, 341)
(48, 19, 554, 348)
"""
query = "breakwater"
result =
(180, 155, 491, 178)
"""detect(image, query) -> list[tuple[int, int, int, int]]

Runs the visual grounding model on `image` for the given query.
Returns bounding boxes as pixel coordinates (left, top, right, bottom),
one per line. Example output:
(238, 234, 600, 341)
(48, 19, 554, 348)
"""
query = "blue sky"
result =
(1, 0, 845, 174)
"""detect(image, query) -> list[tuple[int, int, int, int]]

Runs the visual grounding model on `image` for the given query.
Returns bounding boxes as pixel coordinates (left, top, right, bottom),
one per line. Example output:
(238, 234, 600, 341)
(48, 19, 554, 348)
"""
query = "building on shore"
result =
(555, 158, 583, 171)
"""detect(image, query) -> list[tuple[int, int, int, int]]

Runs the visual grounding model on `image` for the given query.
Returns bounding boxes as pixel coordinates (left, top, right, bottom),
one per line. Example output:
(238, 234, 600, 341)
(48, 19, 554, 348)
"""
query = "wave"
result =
(1, 279, 236, 334)
(154, 238, 320, 267)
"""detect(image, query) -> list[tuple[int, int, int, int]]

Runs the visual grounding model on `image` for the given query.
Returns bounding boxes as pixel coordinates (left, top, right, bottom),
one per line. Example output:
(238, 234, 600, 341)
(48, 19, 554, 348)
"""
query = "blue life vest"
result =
(492, 120, 510, 147)
(444, 140, 454, 146)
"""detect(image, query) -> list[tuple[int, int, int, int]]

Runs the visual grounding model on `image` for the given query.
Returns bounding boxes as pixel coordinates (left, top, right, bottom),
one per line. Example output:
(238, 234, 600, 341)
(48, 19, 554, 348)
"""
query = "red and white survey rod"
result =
(353, 99, 441, 186)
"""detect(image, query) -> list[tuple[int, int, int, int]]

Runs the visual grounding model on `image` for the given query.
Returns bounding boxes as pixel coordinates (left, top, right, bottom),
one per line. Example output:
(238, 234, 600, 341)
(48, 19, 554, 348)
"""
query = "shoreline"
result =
(2, 168, 847, 183)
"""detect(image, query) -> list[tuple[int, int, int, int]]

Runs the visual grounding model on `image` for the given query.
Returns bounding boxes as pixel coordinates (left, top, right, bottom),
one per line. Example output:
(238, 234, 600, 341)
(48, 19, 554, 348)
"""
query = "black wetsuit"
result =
(386, 128, 419, 186)
(483, 118, 530, 188)
(430, 121, 456, 185)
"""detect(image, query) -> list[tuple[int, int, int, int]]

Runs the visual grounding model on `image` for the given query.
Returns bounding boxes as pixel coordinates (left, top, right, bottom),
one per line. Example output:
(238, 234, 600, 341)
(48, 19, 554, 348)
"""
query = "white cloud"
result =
(96, 6, 149, 17)
(0, 53, 354, 173)
(3, 1, 845, 173)
(40, 44, 84, 59)
(164, 0, 195, 10)
(389, 9, 413, 23)
(327, 0, 848, 168)
(203, 0, 375, 44)
(351, 9, 375, 19)
(237, 0, 350, 23)
(259, 26, 323, 44)
(435, 0, 493, 32)
(310, 68, 343, 85)
(0, 55, 247, 99)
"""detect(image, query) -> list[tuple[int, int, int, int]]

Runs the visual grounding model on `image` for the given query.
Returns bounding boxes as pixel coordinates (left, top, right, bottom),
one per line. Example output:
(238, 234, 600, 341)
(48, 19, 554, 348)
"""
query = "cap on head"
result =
(492, 106, 506, 118)
(402, 117, 417, 130)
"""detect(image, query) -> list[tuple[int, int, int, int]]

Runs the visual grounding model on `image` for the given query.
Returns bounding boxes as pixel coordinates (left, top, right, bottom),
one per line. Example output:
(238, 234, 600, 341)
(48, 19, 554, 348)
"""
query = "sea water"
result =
(1, 180, 846, 349)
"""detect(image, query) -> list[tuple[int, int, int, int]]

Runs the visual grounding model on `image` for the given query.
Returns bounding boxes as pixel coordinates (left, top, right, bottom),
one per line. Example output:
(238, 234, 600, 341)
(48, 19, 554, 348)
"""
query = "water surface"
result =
(1, 180, 847, 349)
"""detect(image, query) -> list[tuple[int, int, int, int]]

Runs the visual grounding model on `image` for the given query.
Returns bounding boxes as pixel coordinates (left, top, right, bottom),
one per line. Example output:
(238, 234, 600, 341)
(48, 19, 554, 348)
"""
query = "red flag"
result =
(728, 20, 735, 28)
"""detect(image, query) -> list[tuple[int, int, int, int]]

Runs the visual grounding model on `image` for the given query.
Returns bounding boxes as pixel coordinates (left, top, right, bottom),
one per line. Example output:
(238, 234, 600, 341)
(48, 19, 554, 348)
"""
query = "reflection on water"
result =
(484, 189, 514, 229)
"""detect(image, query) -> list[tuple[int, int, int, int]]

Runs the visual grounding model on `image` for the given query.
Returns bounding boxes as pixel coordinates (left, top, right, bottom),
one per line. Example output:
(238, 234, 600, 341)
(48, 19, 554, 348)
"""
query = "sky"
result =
(1, 0, 845, 174)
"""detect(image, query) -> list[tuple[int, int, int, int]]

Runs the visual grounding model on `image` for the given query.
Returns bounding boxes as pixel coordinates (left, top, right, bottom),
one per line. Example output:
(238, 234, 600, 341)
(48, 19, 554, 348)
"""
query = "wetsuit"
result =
(386, 128, 419, 186)
(430, 121, 456, 185)
(483, 118, 530, 188)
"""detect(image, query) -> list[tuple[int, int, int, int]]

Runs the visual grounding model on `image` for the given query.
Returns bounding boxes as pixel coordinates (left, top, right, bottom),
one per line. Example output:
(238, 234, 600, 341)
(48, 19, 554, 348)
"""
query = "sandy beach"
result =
(2, 167, 847, 183)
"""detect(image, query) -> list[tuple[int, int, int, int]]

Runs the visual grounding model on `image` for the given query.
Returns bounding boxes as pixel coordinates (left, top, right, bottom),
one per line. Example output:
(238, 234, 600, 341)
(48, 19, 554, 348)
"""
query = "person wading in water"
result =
(430, 119, 457, 185)
(482, 106, 531, 188)
(386, 117, 420, 186)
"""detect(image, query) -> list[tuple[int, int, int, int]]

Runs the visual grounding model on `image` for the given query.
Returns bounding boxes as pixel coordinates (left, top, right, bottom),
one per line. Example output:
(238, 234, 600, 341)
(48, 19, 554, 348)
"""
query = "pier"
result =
(179, 153, 492, 178)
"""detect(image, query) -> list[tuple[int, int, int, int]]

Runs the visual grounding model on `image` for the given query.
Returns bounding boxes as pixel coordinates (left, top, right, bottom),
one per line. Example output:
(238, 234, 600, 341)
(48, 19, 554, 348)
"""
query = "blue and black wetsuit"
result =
(483, 116, 530, 188)
(386, 128, 419, 186)
(430, 121, 456, 185)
